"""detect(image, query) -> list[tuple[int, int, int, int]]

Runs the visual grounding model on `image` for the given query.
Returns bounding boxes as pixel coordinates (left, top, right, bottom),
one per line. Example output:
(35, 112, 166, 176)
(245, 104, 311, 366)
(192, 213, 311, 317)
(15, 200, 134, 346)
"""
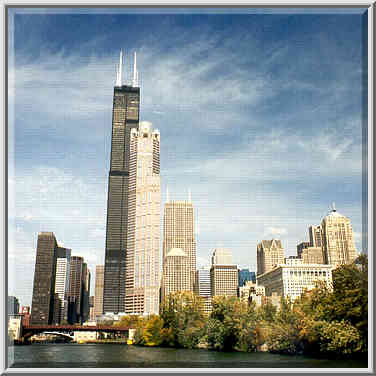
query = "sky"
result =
(7, 7, 368, 306)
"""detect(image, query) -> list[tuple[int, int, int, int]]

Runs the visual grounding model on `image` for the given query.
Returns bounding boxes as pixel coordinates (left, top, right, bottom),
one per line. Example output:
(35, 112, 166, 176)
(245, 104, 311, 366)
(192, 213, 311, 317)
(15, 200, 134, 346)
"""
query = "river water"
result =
(9, 344, 368, 369)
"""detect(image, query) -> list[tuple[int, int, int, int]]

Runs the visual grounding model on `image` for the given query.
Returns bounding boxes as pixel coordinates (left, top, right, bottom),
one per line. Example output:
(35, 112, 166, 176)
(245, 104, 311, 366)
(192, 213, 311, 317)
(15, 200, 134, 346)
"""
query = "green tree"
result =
(206, 296, 259, 352)
(141, 315, 165, 346)
(263, 297, 303, 355)
(160, 291, 206, 349)
(114, 314, 141, 328)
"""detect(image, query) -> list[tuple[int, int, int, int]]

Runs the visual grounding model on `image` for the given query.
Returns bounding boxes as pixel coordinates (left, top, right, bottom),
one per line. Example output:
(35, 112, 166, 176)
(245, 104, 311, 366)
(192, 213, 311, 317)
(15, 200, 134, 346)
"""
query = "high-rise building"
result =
(321, 205, 358, 268)
(124, 121, 161, 315)
(103, 51, 141, 314)
(309, 225, 323, 248)
(210, 249, 237, 297)
(296, 242, 310, 254)
(210, 265, 238, 297)
(298, 246, 324, 264)
(20, 306, 31, 327)
(211, 248, 233, 265)
(257, 239, 285, 276)
(162, 248, 191, 300)
(89, 296, 95, 321)
(53, 247, 71, 324)
(82, 264, 91, 323)
(8, 296, 19, 315)
(94, 265, 104, 319)
(162, 199, 196, 292)
(68, 256, 85, 324)
(31, 232, 59, 325)
(238, 268, 256, 287)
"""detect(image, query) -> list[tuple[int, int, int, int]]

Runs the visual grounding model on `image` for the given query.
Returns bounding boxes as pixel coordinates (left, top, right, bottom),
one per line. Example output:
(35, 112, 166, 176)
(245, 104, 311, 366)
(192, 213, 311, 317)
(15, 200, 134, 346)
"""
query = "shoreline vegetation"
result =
(129, 255, 367, 360)
(13, 256, 367, 362)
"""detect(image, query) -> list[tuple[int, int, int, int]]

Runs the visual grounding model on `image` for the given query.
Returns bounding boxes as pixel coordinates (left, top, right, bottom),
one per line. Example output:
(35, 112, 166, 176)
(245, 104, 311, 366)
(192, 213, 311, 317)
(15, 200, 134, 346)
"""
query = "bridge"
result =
(21, 325, 131, 342)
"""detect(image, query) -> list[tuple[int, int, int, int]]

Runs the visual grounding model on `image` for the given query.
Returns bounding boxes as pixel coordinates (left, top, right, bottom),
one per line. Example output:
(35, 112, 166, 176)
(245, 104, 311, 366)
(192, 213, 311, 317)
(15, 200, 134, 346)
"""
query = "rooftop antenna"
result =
(166, 186, 169, 203)
(332, 202, 336, 212)
(116, 50, 123, 87)
(132, 51, 138, 87)
(188, 188, 192, 203)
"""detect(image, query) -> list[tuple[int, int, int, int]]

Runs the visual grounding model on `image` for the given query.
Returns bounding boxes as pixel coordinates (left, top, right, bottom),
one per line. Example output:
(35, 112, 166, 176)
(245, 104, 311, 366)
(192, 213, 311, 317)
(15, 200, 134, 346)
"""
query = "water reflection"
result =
(10, 344, 368, 369)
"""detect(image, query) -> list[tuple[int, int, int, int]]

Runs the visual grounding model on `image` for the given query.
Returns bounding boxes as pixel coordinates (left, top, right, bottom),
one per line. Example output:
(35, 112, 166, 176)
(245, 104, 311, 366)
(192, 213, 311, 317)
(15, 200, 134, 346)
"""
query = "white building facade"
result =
(257, 259, 333, 302)
(125, 121, 161, 315)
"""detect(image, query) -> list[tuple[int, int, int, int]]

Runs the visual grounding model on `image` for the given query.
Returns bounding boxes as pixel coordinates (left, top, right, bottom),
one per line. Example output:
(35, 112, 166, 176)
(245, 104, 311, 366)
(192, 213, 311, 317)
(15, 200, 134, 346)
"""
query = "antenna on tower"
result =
(116, 50, 123, 87)
(166, 186, 169, 203)
(132, 51, 138, 87)
(188, 188, 192, 203)
(332, 202, 336, 212)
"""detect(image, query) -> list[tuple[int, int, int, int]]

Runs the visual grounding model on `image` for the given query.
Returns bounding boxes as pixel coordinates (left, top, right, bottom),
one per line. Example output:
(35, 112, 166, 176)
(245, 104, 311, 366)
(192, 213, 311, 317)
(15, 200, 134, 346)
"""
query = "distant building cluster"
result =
(20, 53, 360, 327)
(255, 205, 358, 303)
(30, 232, 91, 325)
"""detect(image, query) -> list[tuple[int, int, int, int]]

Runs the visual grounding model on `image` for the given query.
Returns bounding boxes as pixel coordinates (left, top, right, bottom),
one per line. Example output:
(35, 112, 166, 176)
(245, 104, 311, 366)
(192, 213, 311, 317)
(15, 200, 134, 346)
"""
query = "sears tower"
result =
(103, 51, 140, 314)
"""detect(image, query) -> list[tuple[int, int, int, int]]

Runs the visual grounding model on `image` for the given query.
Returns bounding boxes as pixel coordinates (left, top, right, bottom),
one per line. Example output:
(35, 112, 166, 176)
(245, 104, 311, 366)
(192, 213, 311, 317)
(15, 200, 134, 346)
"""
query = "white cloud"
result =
(264, 227, 288, 237)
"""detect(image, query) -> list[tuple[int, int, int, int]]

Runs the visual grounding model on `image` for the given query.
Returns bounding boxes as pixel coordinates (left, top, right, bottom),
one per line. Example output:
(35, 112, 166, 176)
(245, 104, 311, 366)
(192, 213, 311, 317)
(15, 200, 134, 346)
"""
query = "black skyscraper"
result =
(31, 232, 59, 325)
(103, 51, 140, 314)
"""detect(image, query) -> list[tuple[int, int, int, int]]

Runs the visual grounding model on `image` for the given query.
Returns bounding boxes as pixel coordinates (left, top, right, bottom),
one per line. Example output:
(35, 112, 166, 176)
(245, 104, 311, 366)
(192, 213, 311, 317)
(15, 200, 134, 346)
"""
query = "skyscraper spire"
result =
(166, 186, 170, 203)
(132, 51, 138, 87)
(332, 202, 336, 212)
(188, 188, 192, 203)
(116, 50, 123, 87)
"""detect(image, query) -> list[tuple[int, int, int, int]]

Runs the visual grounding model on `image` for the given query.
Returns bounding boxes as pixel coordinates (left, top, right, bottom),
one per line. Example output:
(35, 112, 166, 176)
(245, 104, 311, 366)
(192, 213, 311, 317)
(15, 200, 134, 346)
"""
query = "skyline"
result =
(8, 8, 367, 306)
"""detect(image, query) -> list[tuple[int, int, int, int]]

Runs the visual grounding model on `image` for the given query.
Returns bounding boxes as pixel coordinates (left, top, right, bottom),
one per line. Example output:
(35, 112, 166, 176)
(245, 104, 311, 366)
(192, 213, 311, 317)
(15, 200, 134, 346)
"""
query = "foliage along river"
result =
(9, 343, 368, 368)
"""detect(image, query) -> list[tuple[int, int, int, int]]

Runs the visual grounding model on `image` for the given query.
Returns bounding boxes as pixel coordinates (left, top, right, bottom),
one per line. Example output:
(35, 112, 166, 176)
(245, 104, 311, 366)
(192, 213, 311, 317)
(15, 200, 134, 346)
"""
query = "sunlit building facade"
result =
(257, 239, 285, 276)
(125, 121, 161, 315)
(162, 200, 196, 293)
(321, 206, 358, 268)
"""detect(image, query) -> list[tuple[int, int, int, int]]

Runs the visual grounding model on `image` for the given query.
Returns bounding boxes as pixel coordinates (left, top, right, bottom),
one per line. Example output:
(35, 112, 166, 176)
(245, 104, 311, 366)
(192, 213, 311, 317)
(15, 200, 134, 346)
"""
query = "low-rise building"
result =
(8, 315, 23, 341)
(74, 331, 98, 342)
(257, 259, 333, 302)
(194, 267, 212, 313)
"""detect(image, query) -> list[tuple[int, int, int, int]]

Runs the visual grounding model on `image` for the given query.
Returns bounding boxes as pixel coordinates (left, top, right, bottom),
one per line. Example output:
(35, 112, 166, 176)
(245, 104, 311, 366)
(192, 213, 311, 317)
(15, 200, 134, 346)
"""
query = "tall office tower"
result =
(104, 51, 140, 314)
(162, 199, 196, 291)
(321, 205, 358, 267)
(68, 256, 84, 323)
(31, 232, 59, 325)
(94, 265, 104, 319)
(81, 264, 91, 323)
(89, 296, 95, 321)
(124, 121, 161, 315)
(256, 239, 285, 276)
(309, 225, 323, 248)
(194, 267, 212, 313)
(8, 296, 20, 315)
(211, 248, 233, 265)
(162, 248, 191, 300)
(53, 247, 71, 324)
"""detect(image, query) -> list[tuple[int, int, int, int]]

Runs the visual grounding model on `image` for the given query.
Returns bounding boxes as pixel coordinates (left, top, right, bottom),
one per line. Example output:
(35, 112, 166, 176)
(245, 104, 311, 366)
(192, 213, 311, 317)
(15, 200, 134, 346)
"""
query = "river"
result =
(9, 344, 368, 368)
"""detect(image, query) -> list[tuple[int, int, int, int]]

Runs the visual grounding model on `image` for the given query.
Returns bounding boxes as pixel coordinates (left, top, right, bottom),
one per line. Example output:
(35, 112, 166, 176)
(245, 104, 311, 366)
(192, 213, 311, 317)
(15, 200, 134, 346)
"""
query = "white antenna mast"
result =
(132, 51, 138, 87)
(188, 188, 192, 203)
(166, 186, 169, 203)
(116, 50, 123, 87)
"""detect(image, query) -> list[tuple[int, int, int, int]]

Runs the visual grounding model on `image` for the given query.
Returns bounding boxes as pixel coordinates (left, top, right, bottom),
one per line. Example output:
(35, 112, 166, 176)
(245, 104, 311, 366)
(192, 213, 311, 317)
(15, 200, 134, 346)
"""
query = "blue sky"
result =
(8, 8, 367, 306)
